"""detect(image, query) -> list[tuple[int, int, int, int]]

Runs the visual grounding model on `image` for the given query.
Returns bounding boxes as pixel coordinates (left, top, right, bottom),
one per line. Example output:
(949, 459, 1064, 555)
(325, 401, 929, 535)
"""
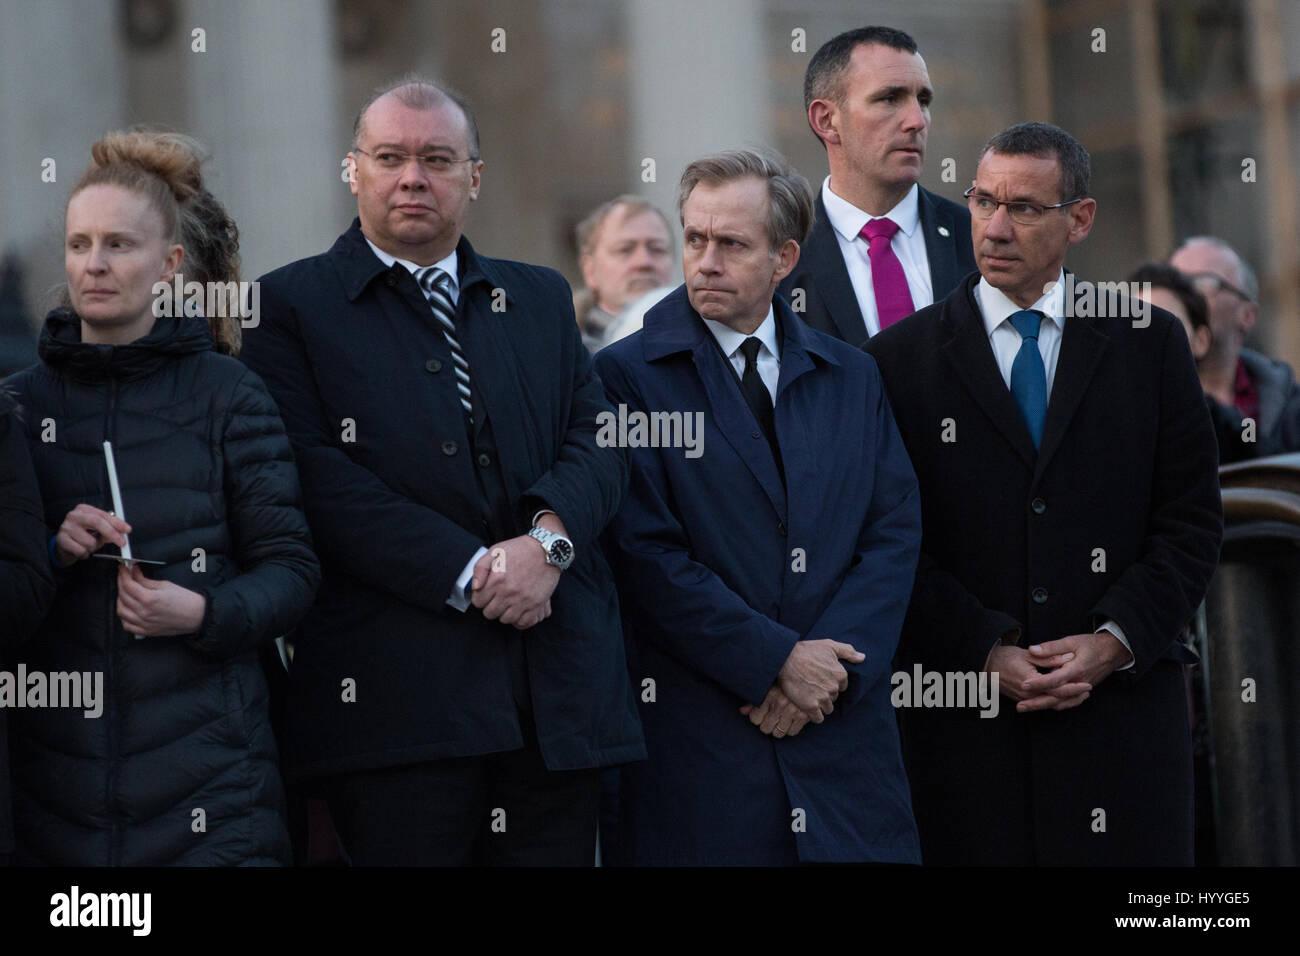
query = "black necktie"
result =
(738, 337, 777, 452)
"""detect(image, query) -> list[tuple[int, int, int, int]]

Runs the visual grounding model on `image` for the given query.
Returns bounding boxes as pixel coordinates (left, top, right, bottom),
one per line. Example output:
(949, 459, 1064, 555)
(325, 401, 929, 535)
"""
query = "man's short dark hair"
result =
(1127, 262, 1210, 332)
(353, 74, 480, 160)
(803, 26, 920, 141)
(979, 122, 1091, 202)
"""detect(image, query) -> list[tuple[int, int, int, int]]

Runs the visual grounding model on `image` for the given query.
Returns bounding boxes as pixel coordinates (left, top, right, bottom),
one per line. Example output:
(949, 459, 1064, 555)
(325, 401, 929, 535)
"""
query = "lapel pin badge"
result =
(938, 226, 950, 237)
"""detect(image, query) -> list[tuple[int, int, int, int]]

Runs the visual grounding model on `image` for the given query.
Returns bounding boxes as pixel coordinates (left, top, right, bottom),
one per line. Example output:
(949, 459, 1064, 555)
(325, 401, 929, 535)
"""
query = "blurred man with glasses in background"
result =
(1170, 236, 1300, 455)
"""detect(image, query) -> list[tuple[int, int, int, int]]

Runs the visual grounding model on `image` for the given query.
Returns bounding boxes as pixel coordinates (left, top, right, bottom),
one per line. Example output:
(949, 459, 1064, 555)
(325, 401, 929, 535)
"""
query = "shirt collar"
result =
(702, 305, 779, 362)
(364, 236, 459, 294)
(976, 270, 1066, 339)
(821, 178, 920, 244)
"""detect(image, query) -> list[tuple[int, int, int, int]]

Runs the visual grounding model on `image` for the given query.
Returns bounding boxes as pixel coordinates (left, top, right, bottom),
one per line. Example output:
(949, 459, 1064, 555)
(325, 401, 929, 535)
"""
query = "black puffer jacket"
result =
(4, 309, 319, 866)
(0, 390, 57, 859)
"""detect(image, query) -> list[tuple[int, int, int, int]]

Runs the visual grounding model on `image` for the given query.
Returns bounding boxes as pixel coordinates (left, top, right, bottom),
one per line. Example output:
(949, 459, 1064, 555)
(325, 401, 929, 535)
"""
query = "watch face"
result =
(550, 539, 573, 565)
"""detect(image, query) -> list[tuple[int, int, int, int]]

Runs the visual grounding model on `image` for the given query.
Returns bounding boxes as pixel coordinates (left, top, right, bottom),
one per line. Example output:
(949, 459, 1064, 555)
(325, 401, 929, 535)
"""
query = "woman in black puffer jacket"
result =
(4, 132, 319, 866)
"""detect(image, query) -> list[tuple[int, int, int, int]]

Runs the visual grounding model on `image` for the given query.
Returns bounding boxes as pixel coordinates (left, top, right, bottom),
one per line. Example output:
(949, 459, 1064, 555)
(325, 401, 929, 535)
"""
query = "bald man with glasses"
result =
(1170, 236, 1300, 455)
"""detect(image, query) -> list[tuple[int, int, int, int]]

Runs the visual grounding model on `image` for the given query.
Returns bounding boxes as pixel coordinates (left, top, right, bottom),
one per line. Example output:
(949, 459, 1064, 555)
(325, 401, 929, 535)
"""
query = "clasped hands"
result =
(469, 517, 564, 630)
(739, 639, 864, 739)
(987, 631, 1133, 713)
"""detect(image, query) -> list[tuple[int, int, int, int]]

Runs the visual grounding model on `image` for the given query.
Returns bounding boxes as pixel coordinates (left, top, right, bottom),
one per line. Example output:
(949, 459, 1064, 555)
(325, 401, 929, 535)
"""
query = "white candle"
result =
(102, 441, 132, 562)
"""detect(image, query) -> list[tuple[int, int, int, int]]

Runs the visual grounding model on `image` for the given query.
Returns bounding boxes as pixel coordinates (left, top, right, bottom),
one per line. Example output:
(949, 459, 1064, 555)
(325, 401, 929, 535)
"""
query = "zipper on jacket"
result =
(102, 376, 122, 866)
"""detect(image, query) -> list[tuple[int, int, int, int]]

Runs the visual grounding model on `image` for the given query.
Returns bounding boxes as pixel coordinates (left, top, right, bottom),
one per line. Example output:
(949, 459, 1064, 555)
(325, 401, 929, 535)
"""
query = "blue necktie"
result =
(1009, 310, 1047, 449)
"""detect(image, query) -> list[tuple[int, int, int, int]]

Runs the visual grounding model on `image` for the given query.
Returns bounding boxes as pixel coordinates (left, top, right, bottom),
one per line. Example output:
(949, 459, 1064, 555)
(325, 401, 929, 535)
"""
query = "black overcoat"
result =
(241, 221, 644, 781)
(866, 273, 1223, 865)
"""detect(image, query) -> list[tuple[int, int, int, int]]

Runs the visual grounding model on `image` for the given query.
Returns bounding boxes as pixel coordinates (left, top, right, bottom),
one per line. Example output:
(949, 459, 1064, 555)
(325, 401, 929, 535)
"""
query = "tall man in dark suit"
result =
(780, 26, 975, 348)
(240, 77, 644, 865)
(867, 122, 1223, 865)
(596, 148, 923, 864)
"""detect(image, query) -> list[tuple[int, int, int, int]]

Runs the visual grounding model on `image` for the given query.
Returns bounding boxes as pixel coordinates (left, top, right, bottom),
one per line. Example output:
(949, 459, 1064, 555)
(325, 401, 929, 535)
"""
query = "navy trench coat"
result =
(594, 287, 922, 864)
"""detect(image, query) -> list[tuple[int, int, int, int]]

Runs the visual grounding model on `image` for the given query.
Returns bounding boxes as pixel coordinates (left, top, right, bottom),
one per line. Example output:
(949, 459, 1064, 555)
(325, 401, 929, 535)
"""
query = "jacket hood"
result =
(38, 307, 215, 384)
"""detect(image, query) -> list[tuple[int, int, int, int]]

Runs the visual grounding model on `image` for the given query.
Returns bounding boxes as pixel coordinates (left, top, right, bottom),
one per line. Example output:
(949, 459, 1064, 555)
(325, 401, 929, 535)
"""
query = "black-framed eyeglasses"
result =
(963, 186, 1084, 225)
(354, 147, 478, 174)
(1184, 271, 1253, 303)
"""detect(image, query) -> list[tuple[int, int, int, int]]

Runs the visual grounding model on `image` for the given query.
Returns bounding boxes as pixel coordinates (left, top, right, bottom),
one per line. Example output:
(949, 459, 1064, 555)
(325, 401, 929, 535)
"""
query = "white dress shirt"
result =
(821, 178, 934, 338)
(365, 237, 460, 305)
(972, 269, 1133, 669)
(702, 306, 780, 403)
(975, 270, 1066, 398)
(365, 237, 485, 611)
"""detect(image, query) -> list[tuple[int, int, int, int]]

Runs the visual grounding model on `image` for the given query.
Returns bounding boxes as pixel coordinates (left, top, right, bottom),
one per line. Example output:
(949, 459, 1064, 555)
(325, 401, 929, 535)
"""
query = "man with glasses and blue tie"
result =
(1170, 236, 1300, 455)
(867, 122, 1223, 865)
(240, 76, 643, 865)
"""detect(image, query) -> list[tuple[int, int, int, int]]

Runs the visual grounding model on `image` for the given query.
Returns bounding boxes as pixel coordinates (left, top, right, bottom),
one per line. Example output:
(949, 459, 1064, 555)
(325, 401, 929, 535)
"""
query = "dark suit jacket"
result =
(866, 272, 1223, 865)
(779, 185, 975, 348)
(595, 287, 922, 864)
(241, 220, 645, 780)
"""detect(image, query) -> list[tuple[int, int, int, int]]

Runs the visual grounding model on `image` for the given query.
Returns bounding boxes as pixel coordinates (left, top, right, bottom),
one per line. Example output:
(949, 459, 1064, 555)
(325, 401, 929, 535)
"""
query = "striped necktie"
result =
(417, 267, 473, 417)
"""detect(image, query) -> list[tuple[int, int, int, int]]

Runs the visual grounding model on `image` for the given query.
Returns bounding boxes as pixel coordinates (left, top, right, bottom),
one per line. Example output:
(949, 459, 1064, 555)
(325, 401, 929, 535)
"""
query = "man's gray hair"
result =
(352, 74, 480, 160)
(1177, 235, 1258, 302)
(575, 195, 673, 257)
(676, 148, 814, 252)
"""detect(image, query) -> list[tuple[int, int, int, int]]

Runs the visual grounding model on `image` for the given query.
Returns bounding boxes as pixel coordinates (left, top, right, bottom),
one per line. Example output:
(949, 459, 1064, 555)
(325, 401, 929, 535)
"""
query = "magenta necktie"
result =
(860, 217, 915, 330)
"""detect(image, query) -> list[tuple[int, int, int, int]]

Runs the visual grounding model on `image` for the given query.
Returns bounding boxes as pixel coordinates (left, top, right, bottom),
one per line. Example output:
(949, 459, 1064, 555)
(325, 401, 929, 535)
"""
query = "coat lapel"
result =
(805, 195, 868, 346)
(939, 281, 1038, 469)
(693, 336, 788, 521)
(644, 287, 787, 520)
(919, 187, 960, 300)
(1033, 301, 1109, 482)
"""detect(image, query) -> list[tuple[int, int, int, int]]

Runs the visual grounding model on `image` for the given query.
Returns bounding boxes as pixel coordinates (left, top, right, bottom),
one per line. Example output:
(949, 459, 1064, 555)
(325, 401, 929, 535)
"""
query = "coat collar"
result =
(641, 286, 840, 519)
(38, 307, 214, 384)
(939, 270, 1109, 477)
(642, 284, 840, 378)
(330, 219, 512, 307)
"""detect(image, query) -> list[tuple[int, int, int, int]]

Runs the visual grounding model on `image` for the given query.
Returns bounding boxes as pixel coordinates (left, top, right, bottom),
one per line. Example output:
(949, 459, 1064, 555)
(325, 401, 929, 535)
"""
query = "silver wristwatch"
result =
(528, 525, 575, 570)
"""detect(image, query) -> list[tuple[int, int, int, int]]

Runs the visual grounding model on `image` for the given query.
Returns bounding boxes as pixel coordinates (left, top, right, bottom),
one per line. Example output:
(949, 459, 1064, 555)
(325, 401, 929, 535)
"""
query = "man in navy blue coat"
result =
(240, 77, 643, 865)
(595, 148, 922, 865)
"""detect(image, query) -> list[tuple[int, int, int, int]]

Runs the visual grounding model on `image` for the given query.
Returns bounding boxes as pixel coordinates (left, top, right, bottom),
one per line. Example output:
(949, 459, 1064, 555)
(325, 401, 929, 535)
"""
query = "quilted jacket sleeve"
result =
(188, 368, 320, 660)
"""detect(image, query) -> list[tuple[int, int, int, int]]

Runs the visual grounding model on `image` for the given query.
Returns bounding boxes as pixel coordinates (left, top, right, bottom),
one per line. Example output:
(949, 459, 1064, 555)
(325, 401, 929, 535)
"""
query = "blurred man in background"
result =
(1170, 237, 1300, 455)
(572, 196, 673, 352)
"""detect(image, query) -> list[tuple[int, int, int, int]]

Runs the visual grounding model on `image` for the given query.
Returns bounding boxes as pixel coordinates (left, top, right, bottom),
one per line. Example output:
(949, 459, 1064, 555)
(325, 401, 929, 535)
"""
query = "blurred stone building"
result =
(0, 0, 1296, 366)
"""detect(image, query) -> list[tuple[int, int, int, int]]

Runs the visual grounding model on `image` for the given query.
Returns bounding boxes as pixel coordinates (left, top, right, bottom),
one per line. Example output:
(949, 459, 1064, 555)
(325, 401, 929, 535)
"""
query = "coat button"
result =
(777, 522, 788, 537)
(426, 358, 442, 373)
(477, 453, 491, 467)
(1031, 587, 1048, 604)
(1031, 497, 1046, 515)
(441, 440, 458, 456)
(752, 430, 761, 439)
